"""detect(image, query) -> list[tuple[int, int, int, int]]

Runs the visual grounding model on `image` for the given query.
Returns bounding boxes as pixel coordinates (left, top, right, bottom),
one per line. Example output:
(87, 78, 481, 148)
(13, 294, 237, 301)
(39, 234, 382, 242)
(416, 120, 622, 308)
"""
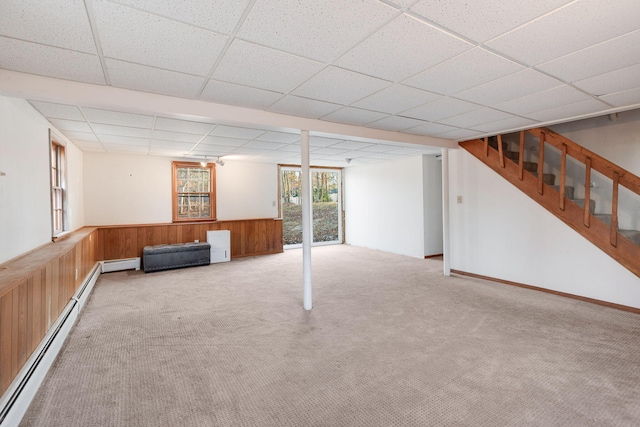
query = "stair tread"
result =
(572, 198, 596, 214)
(620, 229, 640, 246)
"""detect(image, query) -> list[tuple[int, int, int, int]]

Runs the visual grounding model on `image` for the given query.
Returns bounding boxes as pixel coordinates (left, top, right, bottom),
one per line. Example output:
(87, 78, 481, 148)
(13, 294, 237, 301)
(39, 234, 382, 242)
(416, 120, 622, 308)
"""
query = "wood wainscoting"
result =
(0, 227, 99, 396)
(96, 218, 284, 261)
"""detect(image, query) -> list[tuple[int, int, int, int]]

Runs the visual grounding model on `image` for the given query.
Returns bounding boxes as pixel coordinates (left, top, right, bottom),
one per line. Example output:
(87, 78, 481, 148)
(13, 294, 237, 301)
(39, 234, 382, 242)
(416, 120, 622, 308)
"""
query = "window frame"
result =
(50, 131, 67, 238)
(171, 161, 217, 222)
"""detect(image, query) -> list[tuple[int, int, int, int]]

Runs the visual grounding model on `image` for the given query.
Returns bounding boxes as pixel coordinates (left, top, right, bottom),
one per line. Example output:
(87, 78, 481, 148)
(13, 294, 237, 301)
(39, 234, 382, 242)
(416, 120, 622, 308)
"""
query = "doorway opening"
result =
(279, 166, 343, 248)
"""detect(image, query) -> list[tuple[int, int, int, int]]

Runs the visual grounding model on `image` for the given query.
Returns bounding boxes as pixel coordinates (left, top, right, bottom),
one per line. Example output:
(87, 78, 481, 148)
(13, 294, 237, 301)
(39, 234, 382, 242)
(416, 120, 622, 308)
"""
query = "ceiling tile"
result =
(150, 140, 196, 150)
(148, 148, 187, 157)
(366, 115, 426, 131)
(403, 48, 524, 95)
(307, 147, 350, 156)
(237, 0, 397, 62)
(200, 80, 283, 110)
(401, 97, 480, 121)
(405, 122, 459, 136)
(0, 37, 105, 85)
(105, 59, 206, 99)
(200, 136, 249, 147)
(434, 128, 484, 140)
(212, 39, 324, 93)
(486, 0, 640, 65)
(494, 85, 592, 116)
(292, 67, 391, 105)
(61, 131, 99, 142)
(48, 119, 92, 133)
(0, 0, 97, 53)
(232, 147, 274, 155)
(29, 101, 85, 121)
(152, 130, 203, 143)
(278, 144, 304, 153)
(439, 108, 514, 128)
(91, 123, 152, 138)
(210, 125, 266, 140)
(82, 108, 154, 128)
(328, 141, 375, 150)
(310, 137, 345, 147)
(410, 0, 571, 43)
(537, 30, 640, 83)
(526, 99, 610, 122)
(472, 116, 538, 133)
(454, 69, 563, 105)
(242, 140, 287, 150)
(599, 87, 640, 107)
(93, 0, 227, 76)
(98, 135, 150, 146)
(358, 152, 405, 160)
(359, 144, 405, 153)
(353, 84, 441, 114)
(268, 95, 342, 119)
(573, 63, 640, 97)
(72, 140, 104, 150)
(320, 107, 388, 126)
(335, 14, 472, 82)
(191, 146, 236, 156)
(385, 146, 433, 155)
(113, 0, 251, 34)
(257, 132, 301, 144)
(101, 143, 150, 153)
(154, 117, 215, 135)
(386, 0, 418, 8)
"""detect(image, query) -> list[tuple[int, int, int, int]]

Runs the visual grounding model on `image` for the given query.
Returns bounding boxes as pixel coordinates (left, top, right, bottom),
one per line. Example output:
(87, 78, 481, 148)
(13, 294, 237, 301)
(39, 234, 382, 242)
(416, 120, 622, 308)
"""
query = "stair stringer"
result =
(448, 148, 640, 309)
(459, 138, 640, 280)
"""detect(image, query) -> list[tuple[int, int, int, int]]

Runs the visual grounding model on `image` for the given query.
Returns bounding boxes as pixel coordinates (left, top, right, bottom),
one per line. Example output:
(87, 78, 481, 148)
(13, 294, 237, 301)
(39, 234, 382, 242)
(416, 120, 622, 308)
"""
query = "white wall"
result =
(345, 156, 425, 258)
(216, 160, 278, 220)
(0, 96, 84, 264)
(448, 149, 640, 309)
(423, 155, 443, 256)
(83, 154, 278, 225)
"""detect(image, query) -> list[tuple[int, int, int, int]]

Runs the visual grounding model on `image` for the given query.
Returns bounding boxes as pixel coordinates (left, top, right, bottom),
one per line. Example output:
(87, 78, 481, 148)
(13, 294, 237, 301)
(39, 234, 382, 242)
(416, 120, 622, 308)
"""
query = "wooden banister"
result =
(459, 126, 640, 280)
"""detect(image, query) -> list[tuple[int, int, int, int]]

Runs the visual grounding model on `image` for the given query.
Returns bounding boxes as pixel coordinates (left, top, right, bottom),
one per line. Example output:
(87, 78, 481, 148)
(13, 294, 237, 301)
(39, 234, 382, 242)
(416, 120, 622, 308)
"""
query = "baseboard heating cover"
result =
(100, 257, 140, 273)
(0, 262, 102, 427)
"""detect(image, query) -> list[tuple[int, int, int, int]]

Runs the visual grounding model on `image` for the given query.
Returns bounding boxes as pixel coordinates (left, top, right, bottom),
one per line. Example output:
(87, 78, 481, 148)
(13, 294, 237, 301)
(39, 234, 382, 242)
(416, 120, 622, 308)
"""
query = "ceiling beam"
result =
(0, 69, 457, 149)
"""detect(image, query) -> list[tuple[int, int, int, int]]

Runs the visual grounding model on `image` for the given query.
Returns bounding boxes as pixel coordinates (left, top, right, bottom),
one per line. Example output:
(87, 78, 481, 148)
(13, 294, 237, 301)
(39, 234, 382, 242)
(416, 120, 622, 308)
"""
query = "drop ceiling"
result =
(1, 0, 639, 166)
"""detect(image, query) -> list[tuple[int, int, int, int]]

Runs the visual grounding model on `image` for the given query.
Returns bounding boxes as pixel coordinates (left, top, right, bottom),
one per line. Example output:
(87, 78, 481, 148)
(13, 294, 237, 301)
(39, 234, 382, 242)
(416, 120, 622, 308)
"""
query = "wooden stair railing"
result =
(460, 127, 640, 279)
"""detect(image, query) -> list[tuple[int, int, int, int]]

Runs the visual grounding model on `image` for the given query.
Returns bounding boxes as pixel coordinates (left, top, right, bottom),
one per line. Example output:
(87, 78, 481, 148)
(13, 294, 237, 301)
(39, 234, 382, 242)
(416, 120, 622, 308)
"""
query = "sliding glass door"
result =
(280, 166, 342, 248)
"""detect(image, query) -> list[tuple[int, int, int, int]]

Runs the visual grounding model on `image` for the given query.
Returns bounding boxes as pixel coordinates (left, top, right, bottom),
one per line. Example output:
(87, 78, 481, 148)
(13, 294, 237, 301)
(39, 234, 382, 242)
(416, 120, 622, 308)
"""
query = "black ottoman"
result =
(143, 242, 211, 272)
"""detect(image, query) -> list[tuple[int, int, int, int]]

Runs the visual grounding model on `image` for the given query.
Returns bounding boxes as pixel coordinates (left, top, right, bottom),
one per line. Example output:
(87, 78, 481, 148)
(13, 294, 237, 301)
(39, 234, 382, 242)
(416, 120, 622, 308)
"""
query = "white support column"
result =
(441, 148, 451, 276)
(301, 130, 313, 310)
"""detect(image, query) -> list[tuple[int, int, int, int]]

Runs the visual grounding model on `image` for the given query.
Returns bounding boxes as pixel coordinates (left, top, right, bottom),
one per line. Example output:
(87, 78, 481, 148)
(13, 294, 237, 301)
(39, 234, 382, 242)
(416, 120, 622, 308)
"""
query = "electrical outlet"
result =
(457, 196, 462, 204)
(272, 201, 276, 207)
(194, 239, 199, 243)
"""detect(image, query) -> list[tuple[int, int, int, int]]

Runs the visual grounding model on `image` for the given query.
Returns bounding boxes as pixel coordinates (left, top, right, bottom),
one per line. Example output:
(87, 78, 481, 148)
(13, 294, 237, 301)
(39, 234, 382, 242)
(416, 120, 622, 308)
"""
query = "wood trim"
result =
(458, 138, 640, 279)
(537, 131, 545, 195)
(0, 228, 99, 396)
(171, 161, 217, 223)
(528, 127, 640, 195)
(584, 156, 591, 228)
(518, 131, 524, 180)
(424, 254, 443, 259)
(611, 172, 619, 247)
(497, 134, 505, 168)
(559, 143, 567, 210)
(95, 218, 284, 261)
(451, 269, 640, 315)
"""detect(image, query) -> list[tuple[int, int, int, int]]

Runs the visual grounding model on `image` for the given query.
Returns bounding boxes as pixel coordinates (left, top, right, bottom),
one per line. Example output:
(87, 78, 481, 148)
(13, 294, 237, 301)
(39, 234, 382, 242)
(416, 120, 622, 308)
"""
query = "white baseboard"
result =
(100, 257, 140, 273)
(0, 263, 101, 427)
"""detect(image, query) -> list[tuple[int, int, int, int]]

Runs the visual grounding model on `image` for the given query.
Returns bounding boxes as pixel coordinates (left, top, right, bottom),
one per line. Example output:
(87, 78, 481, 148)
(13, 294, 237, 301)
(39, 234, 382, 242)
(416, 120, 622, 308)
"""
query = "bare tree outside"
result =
(280, 168, 340, 245)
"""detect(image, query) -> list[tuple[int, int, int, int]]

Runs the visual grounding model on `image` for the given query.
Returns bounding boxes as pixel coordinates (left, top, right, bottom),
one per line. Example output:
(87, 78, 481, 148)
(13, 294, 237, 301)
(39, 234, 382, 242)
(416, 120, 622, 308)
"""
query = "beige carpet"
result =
(21, 245, 640, 426)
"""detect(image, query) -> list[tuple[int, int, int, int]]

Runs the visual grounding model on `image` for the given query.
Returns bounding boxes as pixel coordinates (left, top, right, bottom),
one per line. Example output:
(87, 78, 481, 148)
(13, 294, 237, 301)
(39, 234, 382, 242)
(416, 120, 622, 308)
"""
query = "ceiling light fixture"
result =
(200, 157, 208, 167)
(215, 157, 225, 166)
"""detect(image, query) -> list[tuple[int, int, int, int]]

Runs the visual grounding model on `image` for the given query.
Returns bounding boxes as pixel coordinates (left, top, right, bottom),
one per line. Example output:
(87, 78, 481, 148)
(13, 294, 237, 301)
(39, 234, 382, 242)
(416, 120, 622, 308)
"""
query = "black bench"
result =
(143, 242, 211, 272)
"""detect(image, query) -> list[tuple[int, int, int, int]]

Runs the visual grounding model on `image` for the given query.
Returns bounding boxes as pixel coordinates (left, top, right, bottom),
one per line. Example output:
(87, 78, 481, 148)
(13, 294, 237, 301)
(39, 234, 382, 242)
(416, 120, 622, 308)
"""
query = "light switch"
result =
(457, 196, 462, 204)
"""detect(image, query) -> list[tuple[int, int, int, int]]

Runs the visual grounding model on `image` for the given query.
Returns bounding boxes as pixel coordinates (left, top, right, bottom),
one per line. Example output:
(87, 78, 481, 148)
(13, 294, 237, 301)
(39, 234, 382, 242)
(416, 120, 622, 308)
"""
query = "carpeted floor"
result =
(21, 245, 640, 426)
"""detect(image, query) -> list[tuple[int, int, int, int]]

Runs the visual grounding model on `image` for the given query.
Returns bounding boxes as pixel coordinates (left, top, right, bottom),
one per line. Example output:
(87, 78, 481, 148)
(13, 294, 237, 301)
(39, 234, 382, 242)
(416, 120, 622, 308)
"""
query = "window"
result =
(50, 135, 67, 237)
(172, 161, 216, 222)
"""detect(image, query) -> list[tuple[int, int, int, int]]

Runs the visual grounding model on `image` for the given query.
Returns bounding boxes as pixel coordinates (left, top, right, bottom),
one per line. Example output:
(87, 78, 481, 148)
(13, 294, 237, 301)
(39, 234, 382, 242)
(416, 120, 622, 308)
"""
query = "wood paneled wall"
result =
(0, 227, 98, 396)
(96, 218, 284, 261)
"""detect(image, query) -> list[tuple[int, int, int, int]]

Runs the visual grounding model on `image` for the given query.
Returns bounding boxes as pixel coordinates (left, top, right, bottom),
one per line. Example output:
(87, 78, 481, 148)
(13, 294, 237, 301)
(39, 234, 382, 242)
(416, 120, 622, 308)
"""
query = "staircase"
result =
(460, 127, 640, 278)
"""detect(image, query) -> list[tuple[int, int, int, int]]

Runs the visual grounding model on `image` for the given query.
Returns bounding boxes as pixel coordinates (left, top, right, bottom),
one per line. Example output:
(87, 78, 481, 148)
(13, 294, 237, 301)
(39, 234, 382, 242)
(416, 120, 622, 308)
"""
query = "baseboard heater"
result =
(0, 262, 102, 427)
(100, 257, 140, 273)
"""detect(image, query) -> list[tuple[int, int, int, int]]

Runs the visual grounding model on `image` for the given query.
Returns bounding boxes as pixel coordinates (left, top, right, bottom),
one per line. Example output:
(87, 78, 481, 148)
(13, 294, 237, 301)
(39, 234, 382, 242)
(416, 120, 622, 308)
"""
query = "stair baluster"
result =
(518, 131, 525, 181)
(611, 172, 619, 247)
(497, 134, 505, 168)
(560, 144, 567, 211)
(537, 132, 545, 195)
(584, 157, 591, 228)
